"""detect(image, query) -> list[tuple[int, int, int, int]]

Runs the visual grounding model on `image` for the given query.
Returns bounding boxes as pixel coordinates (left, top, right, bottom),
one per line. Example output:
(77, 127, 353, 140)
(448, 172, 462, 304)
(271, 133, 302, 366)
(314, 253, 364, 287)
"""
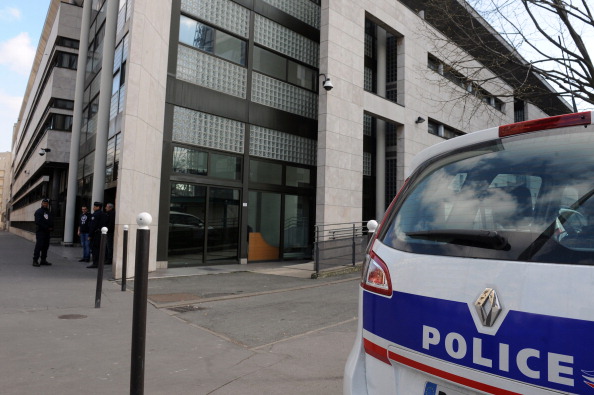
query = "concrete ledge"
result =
(312, 264, 362, 279)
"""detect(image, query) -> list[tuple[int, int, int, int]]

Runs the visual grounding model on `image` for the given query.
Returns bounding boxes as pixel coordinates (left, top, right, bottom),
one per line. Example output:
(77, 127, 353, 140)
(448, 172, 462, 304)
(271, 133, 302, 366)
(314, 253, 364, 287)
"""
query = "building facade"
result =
(12, 0, 570, 276)
(9, 0, 81, 241)
(0, 152, 11, 230)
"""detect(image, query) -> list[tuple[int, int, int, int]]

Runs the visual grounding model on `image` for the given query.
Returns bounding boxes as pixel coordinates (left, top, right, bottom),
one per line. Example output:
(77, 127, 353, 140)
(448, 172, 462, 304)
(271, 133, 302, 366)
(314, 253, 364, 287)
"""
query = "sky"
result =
(0, 0, 50, 153)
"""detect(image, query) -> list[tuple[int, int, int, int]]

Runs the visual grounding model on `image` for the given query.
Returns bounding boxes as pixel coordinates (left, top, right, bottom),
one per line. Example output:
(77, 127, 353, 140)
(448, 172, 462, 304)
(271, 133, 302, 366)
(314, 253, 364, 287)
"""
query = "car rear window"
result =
(380, 126, 594, 265)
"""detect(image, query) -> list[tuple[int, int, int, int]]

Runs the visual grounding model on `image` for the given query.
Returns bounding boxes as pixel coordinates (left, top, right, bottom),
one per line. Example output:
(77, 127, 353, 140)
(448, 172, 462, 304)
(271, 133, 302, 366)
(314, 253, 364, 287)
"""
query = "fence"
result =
(313, 221, 375, 276)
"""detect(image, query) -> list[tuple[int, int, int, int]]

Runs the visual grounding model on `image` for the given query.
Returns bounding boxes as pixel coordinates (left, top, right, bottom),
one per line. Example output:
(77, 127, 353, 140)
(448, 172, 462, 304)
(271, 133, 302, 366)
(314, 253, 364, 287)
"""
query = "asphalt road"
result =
(1, 230, 361, 394)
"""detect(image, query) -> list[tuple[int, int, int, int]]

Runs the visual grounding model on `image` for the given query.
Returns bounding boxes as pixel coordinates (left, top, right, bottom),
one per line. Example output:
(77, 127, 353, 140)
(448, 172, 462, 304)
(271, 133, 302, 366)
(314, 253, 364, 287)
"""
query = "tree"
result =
(412, 0, 593, 114)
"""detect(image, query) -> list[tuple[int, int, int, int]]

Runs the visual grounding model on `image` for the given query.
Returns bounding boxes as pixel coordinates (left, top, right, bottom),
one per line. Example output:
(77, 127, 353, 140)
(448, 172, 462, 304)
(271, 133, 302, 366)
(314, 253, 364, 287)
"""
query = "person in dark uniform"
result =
(77, 206, 91, 262)
(87, 201, 107, 269)
(104, 203, 115, 265)
(33, 198, 54, 267)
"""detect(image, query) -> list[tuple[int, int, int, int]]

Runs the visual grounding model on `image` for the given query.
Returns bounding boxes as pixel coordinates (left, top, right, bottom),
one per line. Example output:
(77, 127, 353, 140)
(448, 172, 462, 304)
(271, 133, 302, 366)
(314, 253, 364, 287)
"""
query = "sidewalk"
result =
(0, 231, 358, 394)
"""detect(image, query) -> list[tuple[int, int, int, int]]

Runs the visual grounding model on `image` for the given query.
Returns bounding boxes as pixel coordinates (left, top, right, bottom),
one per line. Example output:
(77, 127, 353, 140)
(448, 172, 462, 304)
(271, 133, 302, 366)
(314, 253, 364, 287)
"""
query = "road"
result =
(0, 230, 361, 394)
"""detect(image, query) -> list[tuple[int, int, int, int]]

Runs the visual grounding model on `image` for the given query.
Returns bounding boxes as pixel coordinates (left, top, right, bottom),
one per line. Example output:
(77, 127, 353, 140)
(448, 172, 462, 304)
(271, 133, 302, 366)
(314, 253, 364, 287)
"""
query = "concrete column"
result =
(63, 0, 92, 245)
(91, 0, 119, 204)
(375, 26, 386, 219)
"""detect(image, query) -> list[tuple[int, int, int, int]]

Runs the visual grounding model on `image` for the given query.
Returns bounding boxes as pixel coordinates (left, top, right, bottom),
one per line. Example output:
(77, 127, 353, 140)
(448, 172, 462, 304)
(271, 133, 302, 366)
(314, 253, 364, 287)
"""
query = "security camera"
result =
(39, 148, 45, 156)
(323, 78, 333, 91)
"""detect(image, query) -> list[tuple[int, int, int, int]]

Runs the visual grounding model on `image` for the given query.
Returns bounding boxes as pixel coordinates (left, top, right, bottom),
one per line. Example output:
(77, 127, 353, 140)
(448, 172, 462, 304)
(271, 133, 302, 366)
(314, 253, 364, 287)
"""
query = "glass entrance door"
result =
(283, 194, 310, 259)
(248, 191, 281, 261)
(168, 182, 240, 266)
(248, 191, 312, 261)
(206, 187, 240, 261)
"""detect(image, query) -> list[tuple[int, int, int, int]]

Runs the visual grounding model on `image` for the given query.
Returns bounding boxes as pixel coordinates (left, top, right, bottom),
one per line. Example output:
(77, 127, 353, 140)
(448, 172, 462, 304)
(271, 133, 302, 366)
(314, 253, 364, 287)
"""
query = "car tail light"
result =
(499, 111, 591, 137)
(361, 250, 392, 296)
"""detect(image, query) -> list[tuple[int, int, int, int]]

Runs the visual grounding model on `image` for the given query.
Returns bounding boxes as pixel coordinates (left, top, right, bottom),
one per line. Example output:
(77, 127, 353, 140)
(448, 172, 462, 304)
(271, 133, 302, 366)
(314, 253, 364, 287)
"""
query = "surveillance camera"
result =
(323, 78, 333, 91)
(39, 149, 45, 156)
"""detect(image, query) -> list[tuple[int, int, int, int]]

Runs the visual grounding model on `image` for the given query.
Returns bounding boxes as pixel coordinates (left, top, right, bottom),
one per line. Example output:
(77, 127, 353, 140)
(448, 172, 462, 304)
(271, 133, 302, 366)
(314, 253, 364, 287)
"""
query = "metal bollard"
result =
(130, 213, 151, 395)
(95, 227, 108, 308)
(352, 223, 356, 265)
(121, 225, 129, 292)
(313, 225, 320, 278)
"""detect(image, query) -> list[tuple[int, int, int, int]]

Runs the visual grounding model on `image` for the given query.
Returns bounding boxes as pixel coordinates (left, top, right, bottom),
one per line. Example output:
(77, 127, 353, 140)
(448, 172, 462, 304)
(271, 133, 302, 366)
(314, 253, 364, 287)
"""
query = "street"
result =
(0, 231, 360, 394)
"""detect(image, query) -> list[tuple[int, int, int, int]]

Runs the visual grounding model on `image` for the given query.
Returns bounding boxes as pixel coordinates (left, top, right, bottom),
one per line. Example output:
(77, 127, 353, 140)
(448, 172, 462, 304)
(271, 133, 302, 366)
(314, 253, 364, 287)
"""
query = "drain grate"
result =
(168, 305, 206, 313)
(58, 314, 88, 320)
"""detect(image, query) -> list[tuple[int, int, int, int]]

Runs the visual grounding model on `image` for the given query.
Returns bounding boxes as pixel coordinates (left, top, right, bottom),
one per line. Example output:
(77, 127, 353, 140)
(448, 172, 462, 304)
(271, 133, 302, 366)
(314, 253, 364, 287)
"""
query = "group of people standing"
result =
(77, 202, 116, 268)
(32, 199, 115, 268)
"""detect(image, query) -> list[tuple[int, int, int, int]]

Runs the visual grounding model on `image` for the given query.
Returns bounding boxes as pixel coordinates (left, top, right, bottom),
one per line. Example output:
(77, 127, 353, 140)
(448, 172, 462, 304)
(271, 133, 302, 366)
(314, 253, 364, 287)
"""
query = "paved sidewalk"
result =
(0, 231, 358, 394)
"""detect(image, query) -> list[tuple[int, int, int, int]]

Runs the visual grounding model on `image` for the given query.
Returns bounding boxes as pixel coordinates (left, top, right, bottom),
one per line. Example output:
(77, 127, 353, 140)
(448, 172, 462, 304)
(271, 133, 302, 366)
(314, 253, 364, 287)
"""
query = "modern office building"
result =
(9, 0, 81, 241)
(0, 152, 11, 230)
(12, 0, 570, 276)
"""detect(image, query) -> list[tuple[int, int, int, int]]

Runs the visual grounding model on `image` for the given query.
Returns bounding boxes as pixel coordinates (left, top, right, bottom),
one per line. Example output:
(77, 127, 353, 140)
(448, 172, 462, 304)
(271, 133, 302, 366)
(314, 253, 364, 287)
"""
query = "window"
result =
(253, 46, 317, 91)
(179, 15, 246, 66)
(54, 52, 78, 69)
(381, 127, 594, 264)
(173, 146, 241, 180)
(428, 53, 503, 111)
(250, 160, 282, 185)
(56, 36, 79, 49)
(428, 120, 464, 140)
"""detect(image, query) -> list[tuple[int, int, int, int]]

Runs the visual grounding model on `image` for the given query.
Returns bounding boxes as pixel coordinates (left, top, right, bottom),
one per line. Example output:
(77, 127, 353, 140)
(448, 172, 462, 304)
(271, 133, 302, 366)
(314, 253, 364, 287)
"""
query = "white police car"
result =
(344, 112, 594, 394)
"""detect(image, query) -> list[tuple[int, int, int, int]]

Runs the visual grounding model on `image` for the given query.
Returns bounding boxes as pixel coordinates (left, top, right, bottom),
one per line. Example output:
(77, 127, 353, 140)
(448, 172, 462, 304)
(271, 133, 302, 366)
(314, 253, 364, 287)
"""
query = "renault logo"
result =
(474, 288, 502, 327)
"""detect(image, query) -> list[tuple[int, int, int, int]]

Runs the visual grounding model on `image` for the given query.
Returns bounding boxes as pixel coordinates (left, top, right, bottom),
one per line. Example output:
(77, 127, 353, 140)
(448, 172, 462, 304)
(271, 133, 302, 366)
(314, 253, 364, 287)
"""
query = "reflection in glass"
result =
(172, 147, 208, 175)
(284, 194, 311, 259)
(250, 160, 282, 185)
(248, 191, 281, 261)
(210, 153, 241, 180)
(168, 183, 207, 267)
(286, 166, 310, 187)
(207, 187, 240, 261)
(253, 46, 287, 80)
(382, 128, 594, 265)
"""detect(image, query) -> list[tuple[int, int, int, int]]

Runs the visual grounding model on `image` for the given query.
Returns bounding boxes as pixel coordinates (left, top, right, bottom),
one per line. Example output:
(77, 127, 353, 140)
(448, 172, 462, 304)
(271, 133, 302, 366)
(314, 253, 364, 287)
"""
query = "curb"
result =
(311, 264, 362, 279)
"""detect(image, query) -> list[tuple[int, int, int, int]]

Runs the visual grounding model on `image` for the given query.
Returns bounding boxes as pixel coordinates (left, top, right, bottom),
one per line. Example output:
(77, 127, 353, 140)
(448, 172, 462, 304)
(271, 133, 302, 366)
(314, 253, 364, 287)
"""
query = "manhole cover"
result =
(168, 305, 206, 313)
(58, 314, 88, 320)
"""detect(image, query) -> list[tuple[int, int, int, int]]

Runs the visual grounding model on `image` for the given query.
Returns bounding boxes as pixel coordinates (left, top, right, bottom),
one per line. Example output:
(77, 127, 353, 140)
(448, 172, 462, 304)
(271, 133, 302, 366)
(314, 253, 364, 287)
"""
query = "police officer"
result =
(87, 202, 107, 269)
(33, 198, 54, 267)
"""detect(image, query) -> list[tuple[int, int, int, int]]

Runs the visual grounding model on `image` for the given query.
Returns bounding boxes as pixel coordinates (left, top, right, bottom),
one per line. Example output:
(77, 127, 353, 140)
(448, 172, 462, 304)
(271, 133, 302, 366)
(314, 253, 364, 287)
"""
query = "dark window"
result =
(250, 160, 282, 185)
(253, 46, 317, 91)
(54, 52, 78, 69)
(56, 36, 79, 49)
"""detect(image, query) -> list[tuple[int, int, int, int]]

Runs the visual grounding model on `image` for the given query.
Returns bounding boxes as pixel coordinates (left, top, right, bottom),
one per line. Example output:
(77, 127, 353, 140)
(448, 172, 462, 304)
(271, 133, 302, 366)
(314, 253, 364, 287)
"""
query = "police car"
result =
(344, 112, 594, 394)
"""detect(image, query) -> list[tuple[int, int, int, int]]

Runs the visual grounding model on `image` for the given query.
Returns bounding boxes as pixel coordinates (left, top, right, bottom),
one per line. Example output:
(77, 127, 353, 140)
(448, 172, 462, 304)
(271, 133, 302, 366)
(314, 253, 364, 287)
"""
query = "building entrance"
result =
(247, 191, 311, 261)
(168, 182, 240, 266)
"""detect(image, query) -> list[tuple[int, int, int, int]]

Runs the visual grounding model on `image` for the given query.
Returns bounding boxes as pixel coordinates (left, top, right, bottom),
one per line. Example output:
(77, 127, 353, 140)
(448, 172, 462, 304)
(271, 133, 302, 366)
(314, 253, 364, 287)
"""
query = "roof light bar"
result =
(499, 111, 592, 138)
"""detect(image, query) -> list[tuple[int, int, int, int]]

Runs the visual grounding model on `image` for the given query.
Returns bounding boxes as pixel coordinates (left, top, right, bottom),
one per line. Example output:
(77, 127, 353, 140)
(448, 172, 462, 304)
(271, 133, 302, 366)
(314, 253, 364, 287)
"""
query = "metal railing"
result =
(313, 221, 374, 277)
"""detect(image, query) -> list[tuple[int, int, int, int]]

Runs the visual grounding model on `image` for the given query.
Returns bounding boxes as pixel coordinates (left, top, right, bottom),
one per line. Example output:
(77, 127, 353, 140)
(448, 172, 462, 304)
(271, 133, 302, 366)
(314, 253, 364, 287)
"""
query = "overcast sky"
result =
(0, 1, 50, 153)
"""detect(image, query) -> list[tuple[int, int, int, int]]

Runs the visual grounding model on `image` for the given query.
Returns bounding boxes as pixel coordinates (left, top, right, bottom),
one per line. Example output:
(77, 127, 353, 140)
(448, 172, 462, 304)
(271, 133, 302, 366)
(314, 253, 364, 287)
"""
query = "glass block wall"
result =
(181, 0, 250, 38)
(251, 73, 318, 119)
(260, 0, 320, 28)
(173, 106, 245, 154)
(363, 152, 372, 176)
(250, 125, 316, 166)
(254, 15, 319, 67)
(177, 44, 248, 99)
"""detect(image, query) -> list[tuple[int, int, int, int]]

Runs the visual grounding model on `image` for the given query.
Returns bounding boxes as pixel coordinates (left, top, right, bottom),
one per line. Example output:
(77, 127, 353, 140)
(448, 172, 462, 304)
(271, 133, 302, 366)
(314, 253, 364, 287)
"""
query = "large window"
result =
(179, 15, 247, 66)
(253, 46, 316, 91)
(173, 146, 241, 181)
